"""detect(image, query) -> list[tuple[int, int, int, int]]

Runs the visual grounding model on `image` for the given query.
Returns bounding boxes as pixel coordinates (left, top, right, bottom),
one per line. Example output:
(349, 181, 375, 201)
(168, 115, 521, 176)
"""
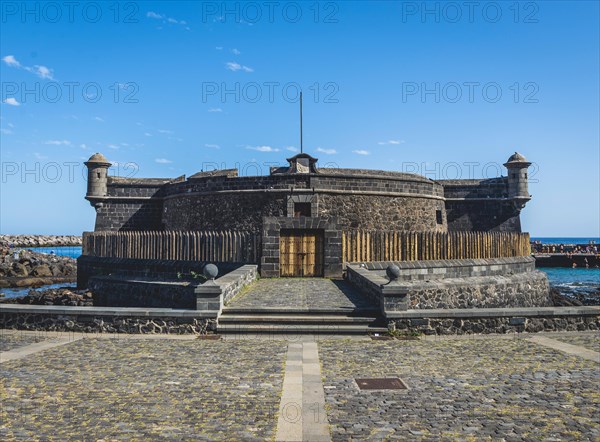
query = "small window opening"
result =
(294, 202, 311, 217)
(436, 210, 443, 224)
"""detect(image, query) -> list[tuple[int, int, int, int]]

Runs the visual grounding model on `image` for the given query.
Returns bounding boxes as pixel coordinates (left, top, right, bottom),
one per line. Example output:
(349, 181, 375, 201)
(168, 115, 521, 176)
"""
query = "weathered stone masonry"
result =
(85, 153, 531, 235)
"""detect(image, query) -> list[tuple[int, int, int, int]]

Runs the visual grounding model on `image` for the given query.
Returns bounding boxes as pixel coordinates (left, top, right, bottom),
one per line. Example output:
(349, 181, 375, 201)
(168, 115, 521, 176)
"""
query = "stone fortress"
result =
(84, 151, 532, 235)
(75, 149, 553, 327)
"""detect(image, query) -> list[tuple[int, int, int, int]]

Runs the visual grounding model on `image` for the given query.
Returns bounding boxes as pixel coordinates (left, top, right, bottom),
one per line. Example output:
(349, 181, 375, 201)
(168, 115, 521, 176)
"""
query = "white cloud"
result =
(107, 144, 120, 150)
(204, 144, 220, 149)
(231, 48, 241, 55)
(44, 140, 71, 145)
(2, 55, 54, 80)
(285, 146, 298, 152)
(378, 139, 405, 145)
(226, 62, 253, 72)
(155, 158, 172, 164)
(0, 128, 13, 135)
(2, 55, 21, 68)
(158, 129, 173, 134)
(353, 149, 370, 155)
(317, 147, 336, 154)
(80, 144, 88, 149)
(215, 46, 223, 50)
(3, 98, 20, 106)
(34, 152, 48, 160)
(147, 11, 187, 26)
(247, 145, 279, 152)
(32, 65, 53, 80)
(208, 107, 223, 112)
(94, 116, 105, 122)
(144, 132, 153, 137)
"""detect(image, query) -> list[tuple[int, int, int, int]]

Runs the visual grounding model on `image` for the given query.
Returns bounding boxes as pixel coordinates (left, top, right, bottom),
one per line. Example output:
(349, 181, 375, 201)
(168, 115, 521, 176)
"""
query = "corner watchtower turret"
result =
(504, 152, 531, 209)
(84, 152, 111, 207)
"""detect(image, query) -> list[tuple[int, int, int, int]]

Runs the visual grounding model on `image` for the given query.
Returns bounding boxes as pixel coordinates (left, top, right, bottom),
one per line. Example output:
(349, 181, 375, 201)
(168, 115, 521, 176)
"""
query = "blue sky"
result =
(0, 1, 598, 236)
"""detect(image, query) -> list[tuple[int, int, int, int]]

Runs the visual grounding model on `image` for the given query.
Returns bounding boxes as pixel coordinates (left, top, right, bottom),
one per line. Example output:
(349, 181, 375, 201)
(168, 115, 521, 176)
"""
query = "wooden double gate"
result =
(279, 229, 324, 277)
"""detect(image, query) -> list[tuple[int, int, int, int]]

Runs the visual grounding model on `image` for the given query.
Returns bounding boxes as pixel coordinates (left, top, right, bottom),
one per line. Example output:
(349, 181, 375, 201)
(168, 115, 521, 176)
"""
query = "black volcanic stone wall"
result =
(318, 194, 446, 231)
(93, 171, 524, 234)
(311, 174, 444, 197)
(441, 178, 522, 232)
(94, 201, 164, 231)
(445, 200, 521, 232)
(163, 193, 287, 231)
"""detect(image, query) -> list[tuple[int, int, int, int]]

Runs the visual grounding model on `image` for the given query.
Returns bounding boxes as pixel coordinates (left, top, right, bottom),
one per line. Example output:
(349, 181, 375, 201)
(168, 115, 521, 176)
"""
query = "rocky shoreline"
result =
(0, 248, 77, 290)
(0, 234, 82, 248)
(0, 287, 93, 306)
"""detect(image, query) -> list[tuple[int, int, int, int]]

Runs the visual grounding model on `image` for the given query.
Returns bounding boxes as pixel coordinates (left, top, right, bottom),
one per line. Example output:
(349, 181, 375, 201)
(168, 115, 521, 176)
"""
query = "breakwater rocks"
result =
(551, 286, 599, 306)
(0, 248, 77, 289)
(0, 234, 82, 248)
(0, 287, 93, 306)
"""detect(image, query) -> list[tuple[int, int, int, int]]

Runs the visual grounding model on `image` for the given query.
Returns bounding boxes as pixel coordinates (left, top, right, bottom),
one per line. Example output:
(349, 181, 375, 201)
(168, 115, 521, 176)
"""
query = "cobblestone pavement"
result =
(1, 337, 287, 441)
(227, 278, 376, 310)
(1, 331, 599, 441)
(319, 336, 600, 441)
(0, 332, 48, 352)
(549, 332, 600, 353)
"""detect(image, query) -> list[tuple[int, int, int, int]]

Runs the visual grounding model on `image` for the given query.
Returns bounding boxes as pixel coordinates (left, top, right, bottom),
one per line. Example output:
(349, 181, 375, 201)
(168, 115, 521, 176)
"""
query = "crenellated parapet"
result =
(84, 151, 532, 234)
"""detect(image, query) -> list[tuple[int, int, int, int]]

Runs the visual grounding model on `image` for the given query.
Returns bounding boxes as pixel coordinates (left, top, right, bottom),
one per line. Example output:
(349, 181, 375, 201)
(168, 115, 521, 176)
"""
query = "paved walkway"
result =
(227, 278, 377, 310)
(1, 330, 598, 440)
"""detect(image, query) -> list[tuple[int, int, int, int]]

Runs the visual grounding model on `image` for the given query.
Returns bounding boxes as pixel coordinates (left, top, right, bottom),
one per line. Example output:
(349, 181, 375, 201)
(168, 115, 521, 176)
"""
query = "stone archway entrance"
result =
(279, 229, 324, 277)
(261, 217, 342, 278)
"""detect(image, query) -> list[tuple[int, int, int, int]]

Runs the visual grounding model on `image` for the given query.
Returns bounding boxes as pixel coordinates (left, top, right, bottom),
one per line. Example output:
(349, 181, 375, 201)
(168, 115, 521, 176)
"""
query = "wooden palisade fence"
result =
(342, 230, 531, 263)
(82, 231, 261, 263)
(83, 230, 530, 265)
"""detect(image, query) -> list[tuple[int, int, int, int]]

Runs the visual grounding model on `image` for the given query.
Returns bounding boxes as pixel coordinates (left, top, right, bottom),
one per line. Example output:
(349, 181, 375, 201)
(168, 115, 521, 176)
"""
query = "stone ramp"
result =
(219, 279, 386, 334)
(225, 278, 377, 311)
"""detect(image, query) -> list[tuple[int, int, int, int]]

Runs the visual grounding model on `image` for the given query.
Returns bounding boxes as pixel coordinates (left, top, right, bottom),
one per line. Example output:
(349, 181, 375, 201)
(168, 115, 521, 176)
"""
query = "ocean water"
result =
(531, 237, 599, 245)
(25, 246, 82, 259)
(540, 267, 599, 299)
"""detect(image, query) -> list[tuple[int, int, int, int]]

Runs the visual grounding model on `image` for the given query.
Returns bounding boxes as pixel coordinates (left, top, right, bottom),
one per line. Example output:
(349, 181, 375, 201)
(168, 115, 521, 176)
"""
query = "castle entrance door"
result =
(279, 229, 324, 277)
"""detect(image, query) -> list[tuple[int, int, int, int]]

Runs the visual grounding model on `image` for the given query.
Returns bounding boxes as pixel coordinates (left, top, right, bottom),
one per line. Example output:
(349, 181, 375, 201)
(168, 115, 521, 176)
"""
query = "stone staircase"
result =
(217, 307, 388, 335)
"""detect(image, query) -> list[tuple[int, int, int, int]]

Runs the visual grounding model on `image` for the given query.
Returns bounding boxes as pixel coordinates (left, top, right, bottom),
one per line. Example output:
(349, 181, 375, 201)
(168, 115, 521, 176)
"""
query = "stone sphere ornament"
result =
(203, 263, 219, 280)
(386, 264, 401, 281)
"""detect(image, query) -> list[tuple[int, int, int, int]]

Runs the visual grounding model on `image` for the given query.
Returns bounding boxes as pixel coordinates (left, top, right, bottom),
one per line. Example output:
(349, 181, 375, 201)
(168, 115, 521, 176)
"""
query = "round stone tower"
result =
(504, 152, 531, 207)
(84, 152, 111, 205)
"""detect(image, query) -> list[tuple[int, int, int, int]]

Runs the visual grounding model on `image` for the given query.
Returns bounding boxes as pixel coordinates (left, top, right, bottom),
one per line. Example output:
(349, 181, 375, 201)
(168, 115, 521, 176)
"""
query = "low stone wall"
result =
(0, 305, 216, 334)
(88, 264, 258, 311)
(363, 256, 536, 280)
(89, 277, 197, 309)
(403, 271, 551, 309)
(387, 307, 600, 335)
(219, 265, 258, 304)
(77, 256, 244, 289)
(346, 257, 551, 312)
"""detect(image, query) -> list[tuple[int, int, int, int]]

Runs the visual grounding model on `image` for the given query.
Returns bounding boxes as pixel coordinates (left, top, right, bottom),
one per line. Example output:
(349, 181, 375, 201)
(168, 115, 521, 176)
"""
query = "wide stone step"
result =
(219, 314, 384, 324)
(217, 323, 389, 334)
(222, 307, 380, 316)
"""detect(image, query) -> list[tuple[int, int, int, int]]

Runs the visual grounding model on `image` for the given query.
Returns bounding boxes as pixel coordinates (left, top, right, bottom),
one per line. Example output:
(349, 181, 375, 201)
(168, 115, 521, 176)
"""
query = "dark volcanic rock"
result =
(551, 286, 583, 306)
(0, 247, 77, 287)
(31, 264, 52, 277)
(1, 287, 94, 306)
